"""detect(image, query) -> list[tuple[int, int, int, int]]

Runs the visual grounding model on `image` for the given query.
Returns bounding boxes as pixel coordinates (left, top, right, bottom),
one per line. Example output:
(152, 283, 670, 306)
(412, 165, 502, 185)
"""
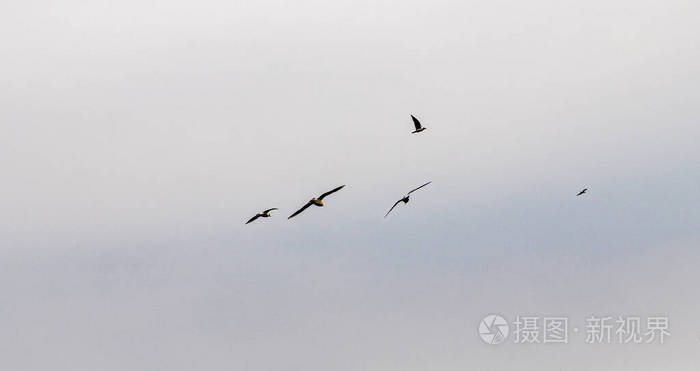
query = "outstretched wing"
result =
(408, 181, 431, 195)
(288, 202, 312, 219)
(411, 115, 422, 130)
(318, 185, 345, 200)
(245, 214, 260, 224)
(384, 199, 402, 218)
(576, 189, 587, 196)
(263, 208, 278, 213)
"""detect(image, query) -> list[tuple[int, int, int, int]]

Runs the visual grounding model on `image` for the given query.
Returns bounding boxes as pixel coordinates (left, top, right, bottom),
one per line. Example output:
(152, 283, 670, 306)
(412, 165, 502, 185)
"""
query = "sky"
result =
(1, 0, 700, 369)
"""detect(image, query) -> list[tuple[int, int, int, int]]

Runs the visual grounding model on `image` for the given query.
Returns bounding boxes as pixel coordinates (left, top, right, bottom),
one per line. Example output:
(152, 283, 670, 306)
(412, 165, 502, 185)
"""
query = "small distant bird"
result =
(385, 181, 431, 217)
(577, 188, 588, 196)
(245, 208, 278, 224)
(411, 115, 426, 133)
(288, 185, 346, 219)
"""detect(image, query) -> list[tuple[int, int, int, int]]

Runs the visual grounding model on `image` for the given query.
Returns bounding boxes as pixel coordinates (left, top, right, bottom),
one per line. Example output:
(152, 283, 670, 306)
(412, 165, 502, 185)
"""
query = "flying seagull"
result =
(288, 185, 345, 219)
(245, 208, 278, 224)
(411, 115, 426, 133)
(385, 181, 431, 218)
(576, 188, 588, 196)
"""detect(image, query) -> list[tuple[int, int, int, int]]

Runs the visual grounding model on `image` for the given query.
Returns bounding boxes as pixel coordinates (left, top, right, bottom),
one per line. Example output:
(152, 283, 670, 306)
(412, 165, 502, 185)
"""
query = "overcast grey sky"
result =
(1, 0, 699, 370)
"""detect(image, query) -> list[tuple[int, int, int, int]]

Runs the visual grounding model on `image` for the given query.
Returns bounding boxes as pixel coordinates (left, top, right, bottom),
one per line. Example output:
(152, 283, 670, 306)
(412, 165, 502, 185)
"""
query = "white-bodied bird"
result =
(411, 115, 426, 133)
(288, 185, 346, 219)
(245, 208, 278, 224)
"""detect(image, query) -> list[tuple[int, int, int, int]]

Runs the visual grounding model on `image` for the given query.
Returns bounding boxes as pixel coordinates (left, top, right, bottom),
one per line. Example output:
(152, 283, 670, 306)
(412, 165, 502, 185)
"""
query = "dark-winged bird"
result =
(288, 185, 345, 219)
(245, 208, 278, 224)
(411, 115, 426, 133)
(385, 181, 431, 218)
(576, 188, 588, 196)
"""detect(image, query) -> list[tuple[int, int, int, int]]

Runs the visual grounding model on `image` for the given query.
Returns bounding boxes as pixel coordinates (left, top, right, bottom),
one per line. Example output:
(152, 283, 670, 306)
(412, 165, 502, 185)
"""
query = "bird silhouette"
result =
(245, 208, 278, 224)
(577, 188, 588, 196)
(411, 115, 426, 133)
(385, 182, 431, 217)
(288, 185, 346, 219)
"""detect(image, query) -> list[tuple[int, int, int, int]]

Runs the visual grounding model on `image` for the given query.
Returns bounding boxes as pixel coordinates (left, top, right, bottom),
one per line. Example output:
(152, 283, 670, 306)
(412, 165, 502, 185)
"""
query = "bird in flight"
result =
(245, 208, 278, 224)
(288, 185, 346, 219)
(385, 181, 431, 218)
(411, 115, 426, 133)
(576, 188, 588, 196)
